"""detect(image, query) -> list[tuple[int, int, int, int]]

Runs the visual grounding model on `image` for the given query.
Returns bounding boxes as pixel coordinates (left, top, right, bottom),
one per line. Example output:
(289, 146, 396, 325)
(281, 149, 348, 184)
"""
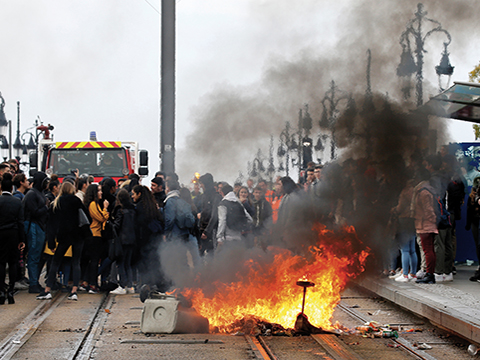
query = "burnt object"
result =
(294, 313, 334, 335)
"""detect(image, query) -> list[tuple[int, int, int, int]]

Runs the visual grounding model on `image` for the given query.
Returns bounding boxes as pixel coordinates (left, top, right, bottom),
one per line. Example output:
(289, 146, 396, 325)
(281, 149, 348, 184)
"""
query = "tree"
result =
(469, 62, 480, 83)
(469, 63, 480, 138)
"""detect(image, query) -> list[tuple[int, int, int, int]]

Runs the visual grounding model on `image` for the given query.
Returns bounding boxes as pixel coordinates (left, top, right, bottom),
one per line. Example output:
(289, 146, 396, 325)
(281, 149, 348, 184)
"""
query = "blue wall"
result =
(455, 189, 478, 263)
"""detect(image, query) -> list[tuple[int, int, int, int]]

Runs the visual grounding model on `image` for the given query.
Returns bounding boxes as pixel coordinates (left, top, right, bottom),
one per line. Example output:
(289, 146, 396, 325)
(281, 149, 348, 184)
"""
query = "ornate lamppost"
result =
(267, 135, 276, 184)
(13, 102, 22, 161)
(0, 93, 10, 160)
(319, 80, 350, 161)
(277, 121, 296, 177)
(397, 3, 453, 107)
(249, 148, 266, 180)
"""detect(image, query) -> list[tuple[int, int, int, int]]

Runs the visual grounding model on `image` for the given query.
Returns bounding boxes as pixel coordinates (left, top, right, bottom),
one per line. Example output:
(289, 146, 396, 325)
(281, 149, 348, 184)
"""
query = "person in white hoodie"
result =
(216, 184, 253, 246)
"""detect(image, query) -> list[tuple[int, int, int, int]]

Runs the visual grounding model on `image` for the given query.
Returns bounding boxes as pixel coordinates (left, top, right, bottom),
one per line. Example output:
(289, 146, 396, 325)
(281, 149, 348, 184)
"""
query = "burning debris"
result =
(176, 224, 370, 334)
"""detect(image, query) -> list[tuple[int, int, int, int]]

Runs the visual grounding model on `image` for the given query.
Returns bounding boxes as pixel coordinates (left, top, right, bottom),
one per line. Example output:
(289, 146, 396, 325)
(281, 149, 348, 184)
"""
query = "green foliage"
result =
(473, 124, 480, 140)
(470, 63, 480, 139)
(469, 62, 480, 83)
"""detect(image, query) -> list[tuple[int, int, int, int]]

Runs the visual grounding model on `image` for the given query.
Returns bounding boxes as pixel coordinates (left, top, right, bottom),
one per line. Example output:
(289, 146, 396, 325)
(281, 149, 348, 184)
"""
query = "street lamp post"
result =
(278, 121, 295, 177)
(249, 148, 266, 180)
(319, 80, 350, 161)
(13, 102, 22, 161)
(397, 3, 453, 107)
(0, 93, 11, 160)
(267, 135, 276, 184)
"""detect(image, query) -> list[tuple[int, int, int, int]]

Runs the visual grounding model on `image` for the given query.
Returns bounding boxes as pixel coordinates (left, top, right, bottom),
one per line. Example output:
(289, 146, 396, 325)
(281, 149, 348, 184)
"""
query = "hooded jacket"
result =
(198, 173, 222, 238)
(216, 191, 253, 243)
(164, 190, 190, 239)
(413, 181, 438, 234)
(22, 171, 49, 230)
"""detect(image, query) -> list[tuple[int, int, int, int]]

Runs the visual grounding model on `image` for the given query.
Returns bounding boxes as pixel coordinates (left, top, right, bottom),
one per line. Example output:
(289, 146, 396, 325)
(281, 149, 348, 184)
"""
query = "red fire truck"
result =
(29, 131, 148, 182)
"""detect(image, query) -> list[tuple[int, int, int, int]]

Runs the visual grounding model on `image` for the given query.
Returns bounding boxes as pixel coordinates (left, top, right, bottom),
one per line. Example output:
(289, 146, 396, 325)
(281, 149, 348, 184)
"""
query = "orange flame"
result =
(183, 223, 370, 332)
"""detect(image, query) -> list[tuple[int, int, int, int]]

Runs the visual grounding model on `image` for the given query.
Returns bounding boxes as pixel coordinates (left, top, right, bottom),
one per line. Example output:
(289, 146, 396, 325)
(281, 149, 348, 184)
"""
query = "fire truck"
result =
(29, 130, 148, 182)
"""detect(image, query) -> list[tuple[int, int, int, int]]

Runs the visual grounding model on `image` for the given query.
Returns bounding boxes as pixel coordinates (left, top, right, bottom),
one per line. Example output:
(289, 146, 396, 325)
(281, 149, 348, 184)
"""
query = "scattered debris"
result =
(468, 344, 478, 356)
(58, 328, 86, 333)
(416, 343, 432, 350)
(355, 321, 398, 338)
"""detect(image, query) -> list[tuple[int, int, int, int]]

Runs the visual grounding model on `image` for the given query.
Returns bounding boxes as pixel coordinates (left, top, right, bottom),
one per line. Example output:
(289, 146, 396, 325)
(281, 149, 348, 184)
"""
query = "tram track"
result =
(0, 291, 111, 360)
(0, 286, 470, 359)
(336, 301, 438, 360)
(245, 299, 442, 360)
(0, 291, 67, 360)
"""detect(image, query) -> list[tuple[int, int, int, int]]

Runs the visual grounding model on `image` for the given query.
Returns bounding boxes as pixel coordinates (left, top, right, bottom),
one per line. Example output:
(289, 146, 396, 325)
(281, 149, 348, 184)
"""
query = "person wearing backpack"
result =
(216, 184, 253, 245)
(164, 179, 195, 241)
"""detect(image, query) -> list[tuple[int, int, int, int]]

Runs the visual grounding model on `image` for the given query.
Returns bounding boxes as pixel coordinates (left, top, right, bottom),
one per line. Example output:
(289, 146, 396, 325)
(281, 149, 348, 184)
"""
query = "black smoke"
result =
(168, 0, 478, 286)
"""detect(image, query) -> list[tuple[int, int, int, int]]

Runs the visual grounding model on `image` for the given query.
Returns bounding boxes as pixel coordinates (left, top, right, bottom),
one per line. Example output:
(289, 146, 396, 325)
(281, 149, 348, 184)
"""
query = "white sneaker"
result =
(443, 273, 453, 282)
(408, 274, 417, 280)
(395, 275, 409, 282)
(126, 287, 135, 294)
(36, 291, 52, 300)
(416, 269, 426, 279)
(389, 271, 403, 279)
(434, 273, 444, 282)
(110, 286, 126, 295)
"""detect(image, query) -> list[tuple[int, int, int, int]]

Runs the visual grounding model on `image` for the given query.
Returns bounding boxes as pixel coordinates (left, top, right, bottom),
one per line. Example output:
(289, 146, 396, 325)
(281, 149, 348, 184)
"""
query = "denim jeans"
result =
(25, 222, 46, 287)
(399, 232, 418, 276)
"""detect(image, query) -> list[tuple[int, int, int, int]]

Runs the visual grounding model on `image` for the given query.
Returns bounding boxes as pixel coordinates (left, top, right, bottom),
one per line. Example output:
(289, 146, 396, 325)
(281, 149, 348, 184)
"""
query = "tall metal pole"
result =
(398, 3, 452, 107)
(160, 0, 176, 174)
(8, 120, 12, 160)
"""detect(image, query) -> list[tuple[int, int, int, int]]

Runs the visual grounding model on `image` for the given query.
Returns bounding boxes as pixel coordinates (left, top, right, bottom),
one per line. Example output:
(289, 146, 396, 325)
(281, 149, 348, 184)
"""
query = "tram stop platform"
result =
(357, 265, 480, 345)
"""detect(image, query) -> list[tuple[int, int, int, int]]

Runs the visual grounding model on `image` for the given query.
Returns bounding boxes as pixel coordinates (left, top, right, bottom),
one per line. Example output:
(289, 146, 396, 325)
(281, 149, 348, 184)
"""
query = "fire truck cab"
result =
(29, 136, 148, 182)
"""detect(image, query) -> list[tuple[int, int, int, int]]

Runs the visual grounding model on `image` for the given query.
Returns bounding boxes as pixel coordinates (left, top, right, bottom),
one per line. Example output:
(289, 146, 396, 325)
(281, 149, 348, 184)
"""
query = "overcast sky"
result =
(0, 0, 479, 183)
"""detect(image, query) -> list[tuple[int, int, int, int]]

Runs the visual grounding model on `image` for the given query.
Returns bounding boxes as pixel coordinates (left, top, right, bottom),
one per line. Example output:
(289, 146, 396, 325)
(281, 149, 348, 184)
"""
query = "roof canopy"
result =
(417, 82, 480, 123)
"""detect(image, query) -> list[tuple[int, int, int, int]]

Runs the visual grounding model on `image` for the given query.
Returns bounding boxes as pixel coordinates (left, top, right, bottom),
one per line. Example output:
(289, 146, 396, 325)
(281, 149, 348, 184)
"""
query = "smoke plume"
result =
(177, 0, 478, 183)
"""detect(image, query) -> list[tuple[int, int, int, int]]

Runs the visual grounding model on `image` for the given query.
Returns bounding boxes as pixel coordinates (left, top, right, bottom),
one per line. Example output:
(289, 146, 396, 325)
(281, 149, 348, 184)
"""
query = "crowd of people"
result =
(1, 144, 480, 305)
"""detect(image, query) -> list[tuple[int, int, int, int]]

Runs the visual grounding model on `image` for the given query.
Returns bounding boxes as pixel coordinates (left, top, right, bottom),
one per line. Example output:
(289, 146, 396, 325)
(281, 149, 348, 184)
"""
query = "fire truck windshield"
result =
(47, 148, 128, 177)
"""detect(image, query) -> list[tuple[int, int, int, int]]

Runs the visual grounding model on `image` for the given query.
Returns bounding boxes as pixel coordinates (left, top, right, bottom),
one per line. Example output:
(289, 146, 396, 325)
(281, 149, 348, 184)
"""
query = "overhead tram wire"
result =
(143, 0, 159, 14)
(142, 0, 182, 14)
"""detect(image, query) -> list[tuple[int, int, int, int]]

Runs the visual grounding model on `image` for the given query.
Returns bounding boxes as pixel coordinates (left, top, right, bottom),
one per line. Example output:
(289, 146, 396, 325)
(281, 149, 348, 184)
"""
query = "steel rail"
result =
(337, 301, 438, 360)
(311, 334, 364, 360)
(245, 335, 272, 360)
(0, 291, 111, 360)
(0, 292, 67, 360)
(71, 292, 111, 360)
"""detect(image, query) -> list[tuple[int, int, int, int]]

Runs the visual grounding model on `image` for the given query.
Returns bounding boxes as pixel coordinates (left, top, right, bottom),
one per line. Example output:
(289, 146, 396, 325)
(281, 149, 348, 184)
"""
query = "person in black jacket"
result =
(197, 173, 222, 255)
(466, 177, 480, 281)
(23, 171, 49, 293)
(0, 173, 26, 304)
(37, 182, 88, 301)
(132, 185, 167, 300)
(151, 176, 166, 209)
(110, 189, 137, 295)
(252, 186, 273, 238)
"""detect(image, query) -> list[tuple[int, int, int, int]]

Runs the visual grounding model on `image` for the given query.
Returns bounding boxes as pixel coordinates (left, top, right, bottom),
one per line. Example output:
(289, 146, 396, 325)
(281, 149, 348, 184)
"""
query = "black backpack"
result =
(221, 200, 248, 232)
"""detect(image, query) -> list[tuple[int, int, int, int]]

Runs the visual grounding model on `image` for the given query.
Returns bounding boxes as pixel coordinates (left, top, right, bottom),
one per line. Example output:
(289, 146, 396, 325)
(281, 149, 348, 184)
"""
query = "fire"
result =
(183, 223, 370, 332)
